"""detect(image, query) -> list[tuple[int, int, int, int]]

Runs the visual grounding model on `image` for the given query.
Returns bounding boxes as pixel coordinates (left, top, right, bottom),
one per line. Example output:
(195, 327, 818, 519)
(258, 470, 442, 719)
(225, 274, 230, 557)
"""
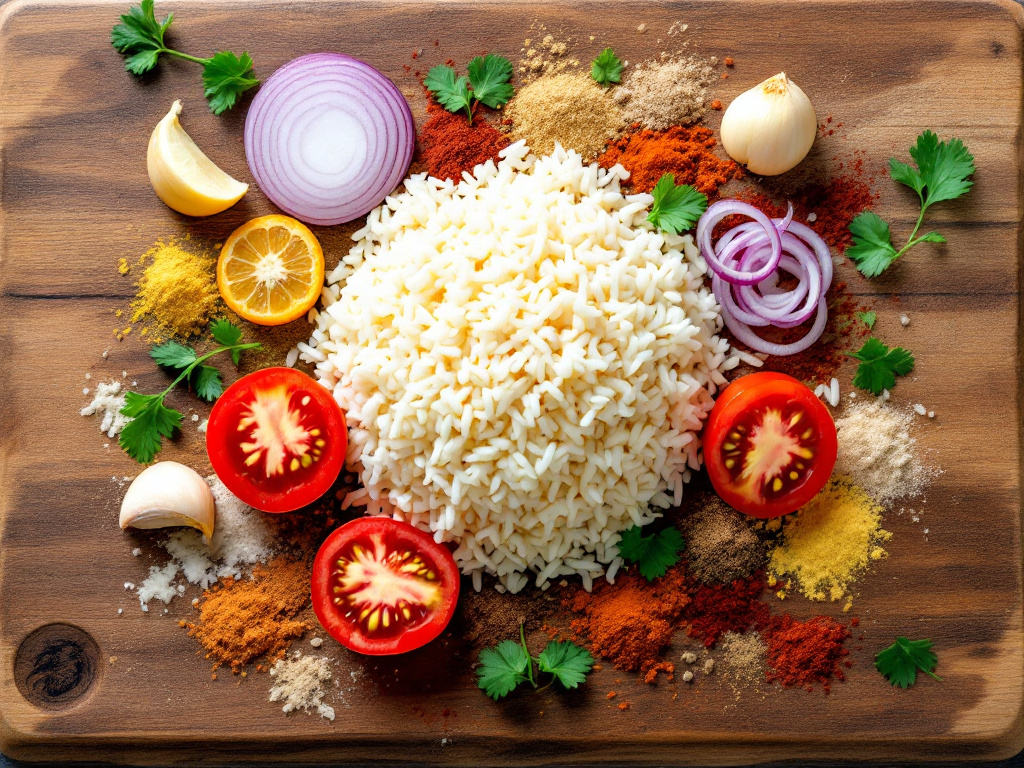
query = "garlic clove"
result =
(120, 461, 216, 543)
(720, 72, 817, 176)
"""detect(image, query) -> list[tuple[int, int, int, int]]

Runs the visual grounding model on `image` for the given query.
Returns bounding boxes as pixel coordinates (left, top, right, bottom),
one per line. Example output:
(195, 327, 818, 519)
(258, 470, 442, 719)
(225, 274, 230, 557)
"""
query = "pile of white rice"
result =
(300, 141, 745, 592)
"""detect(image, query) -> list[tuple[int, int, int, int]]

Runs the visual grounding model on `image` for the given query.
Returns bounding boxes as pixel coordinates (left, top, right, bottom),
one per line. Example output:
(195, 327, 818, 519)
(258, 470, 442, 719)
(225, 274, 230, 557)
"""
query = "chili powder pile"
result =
(684, 575, 769, 648)
(563, 563, 690, 683)
(764, 614, 851, 693)
(417, 100, 509, 182)
(599, 125, 743, 196)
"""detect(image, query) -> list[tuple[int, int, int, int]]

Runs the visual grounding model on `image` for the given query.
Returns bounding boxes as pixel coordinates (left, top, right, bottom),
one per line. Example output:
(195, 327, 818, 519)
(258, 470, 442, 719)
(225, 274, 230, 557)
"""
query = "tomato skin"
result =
(206, 367, 347, 513)
(311, 517, 460, 656)
(704, 372, 837, 518)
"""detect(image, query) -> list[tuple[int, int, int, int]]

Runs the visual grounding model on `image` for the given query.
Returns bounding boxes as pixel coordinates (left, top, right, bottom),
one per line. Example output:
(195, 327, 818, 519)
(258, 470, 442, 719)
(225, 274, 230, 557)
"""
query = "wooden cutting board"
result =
(2, 0, 1023, 763)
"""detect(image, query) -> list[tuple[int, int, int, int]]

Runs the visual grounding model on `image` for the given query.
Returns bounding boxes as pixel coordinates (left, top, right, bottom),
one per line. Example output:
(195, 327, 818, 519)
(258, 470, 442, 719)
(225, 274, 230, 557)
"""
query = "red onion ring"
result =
(244, 53, 415, 226)
(698, 199, 833, 356)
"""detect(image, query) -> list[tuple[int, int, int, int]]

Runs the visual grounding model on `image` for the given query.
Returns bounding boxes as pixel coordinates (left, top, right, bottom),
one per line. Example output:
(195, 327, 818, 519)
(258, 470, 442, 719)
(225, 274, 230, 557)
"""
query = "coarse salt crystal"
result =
(928, 411, 935, 418)
(102, 350, 109, 358)
(807, 213, 817, 222)
(310, 637, 323, 648)
(117, 608, 123, 615)
(132, 548, 141, 557)
(900, 314, 910, 326)
(913, 403, 926, 416)
(191, 414, 199, 422)
(85, 373, 92, 380)
(124, 582, 135, 590)
(83, 388, 90, 395)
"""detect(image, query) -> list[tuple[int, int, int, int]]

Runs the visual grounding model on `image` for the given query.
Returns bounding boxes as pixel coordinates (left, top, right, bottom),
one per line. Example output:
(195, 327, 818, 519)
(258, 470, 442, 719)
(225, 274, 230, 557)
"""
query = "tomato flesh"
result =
(207, 367, 347, 513)
(704, 372, 837, 518)
(312, 517, 460, 655)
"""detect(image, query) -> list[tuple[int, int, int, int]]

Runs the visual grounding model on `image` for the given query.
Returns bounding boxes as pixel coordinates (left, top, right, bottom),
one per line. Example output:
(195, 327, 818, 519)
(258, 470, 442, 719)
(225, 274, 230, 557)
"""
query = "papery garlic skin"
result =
(720, 73, 817, 176)
(120, 461, 216, 543)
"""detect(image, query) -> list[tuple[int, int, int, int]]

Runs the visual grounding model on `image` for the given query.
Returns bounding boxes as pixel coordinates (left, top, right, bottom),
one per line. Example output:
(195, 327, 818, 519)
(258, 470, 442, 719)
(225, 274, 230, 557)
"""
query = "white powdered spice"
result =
(834, 401, 937, 504)
(80, 381, 132, 437)
(136, 562, 179, 611)
(269, 653, 336, 720)
(614, 57, 714, 130)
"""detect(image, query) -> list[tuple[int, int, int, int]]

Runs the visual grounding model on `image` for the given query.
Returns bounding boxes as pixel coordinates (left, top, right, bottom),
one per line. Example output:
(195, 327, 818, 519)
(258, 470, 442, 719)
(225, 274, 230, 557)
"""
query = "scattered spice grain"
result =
(599, 125, 742, 195)
(506, 72, 625, 159)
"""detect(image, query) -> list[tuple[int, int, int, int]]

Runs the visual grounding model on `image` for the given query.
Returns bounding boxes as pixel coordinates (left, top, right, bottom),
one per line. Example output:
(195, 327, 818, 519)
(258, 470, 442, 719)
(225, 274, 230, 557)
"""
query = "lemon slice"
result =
(147, 100, 248, 217)
(217, 215, 325, 326)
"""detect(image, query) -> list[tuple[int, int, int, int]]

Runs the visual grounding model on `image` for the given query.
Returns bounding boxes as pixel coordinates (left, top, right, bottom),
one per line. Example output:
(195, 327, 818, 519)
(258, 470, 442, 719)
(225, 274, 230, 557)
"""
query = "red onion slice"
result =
(244, 53, 415, 226)
(697, 200, 782, 285)
(721, 298, 829, 357)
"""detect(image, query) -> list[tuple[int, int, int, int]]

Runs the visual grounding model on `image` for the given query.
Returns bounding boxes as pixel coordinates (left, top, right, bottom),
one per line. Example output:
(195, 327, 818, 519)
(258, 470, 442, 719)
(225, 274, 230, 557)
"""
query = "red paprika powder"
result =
(417, 100, 508, 182)
(764, 614, 851, 693)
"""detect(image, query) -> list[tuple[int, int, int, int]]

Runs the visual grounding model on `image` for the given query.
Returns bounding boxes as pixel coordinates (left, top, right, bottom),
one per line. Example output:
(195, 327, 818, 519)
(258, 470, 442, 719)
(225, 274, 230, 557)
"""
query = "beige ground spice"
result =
(614, 56, 714, 130)
(719, 631, 767, 694)
(506, 72, 625, 159)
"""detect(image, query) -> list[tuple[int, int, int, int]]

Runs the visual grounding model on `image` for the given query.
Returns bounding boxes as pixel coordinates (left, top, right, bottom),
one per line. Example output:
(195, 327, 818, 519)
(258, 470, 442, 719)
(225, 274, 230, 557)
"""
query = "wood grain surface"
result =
(2, 0, 1024, 764)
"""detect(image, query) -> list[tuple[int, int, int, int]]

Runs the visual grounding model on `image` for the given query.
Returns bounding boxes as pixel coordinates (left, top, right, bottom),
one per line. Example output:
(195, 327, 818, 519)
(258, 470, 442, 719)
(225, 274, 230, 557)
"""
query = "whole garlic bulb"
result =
(120, 461, 216, 543)
(720, 72, 817, 176)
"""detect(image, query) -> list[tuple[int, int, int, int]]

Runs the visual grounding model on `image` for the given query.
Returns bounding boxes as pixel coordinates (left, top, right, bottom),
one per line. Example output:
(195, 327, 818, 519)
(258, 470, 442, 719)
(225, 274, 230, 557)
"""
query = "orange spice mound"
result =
(183, 556, 311, 673)
(599, 125, 743, 196)
(563, 564, 691, 683)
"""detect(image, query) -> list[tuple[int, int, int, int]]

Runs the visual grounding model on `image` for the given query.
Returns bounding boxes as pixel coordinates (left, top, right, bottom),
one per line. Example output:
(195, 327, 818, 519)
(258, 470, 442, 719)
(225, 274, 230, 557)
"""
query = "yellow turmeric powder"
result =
(125, 239, 221, 339)
(768, 478, 891, 603)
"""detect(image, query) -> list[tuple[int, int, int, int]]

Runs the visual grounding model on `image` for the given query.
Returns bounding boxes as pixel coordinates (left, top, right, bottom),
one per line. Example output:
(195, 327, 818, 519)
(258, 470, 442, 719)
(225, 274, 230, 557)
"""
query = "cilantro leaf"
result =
(875, 636, 942, 688)
(467, 55, 514, 109)
(424, 65, 473, 119)
(111, 0, 172, 74)
(857, 311, 877, 330)
(202, 51, 259, 115)
(906, 130, 975, 210)
(849, 336, 915, 395)
(849, 131, 973, 278)
(647, 174, 708, 235)
(617, 524, 684, 581)
(210, 318, 245, 364)
(118, 391, 182, 464)
(477, 640, 530, 700)
(848, 211, 898, 278)
(150, 341, 197, 370)
(536, 641, 594, 690)
(591, 48, 623, 86)
(191, 365, 223, 402)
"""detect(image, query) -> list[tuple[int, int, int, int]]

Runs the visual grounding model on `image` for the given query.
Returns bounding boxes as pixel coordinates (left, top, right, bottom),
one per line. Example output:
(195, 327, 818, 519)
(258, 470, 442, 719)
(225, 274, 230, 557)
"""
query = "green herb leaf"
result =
(857, 311, 877, 330)
(847, 211, 898, 278)
(647, 174, 708, 235)
(903, 130, 975, 210)
(467, 54, 514, 109)
(203, 51, 259, 115)
(477, 639, 530, 700)
(536, 641, 594, 690)
(617, 524, 684, 581)
(591, 47, 624, 86)
(918, 232, 946, 244)
(118, 391, 182, 464)
(192, 365, 223, 402)
(210, 318, 245, 364)
(875, 636, 942, 688)
(111, 0, 172, 74)
(150, 341, 198, 370)
(424, 65, 473, 119)
(849, 336, 915, 395)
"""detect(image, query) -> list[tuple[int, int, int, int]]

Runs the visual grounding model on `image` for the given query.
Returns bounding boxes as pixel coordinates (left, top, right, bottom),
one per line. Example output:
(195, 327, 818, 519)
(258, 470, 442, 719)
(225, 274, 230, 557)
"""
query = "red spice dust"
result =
(764, 615, 851, 693)
(563, 563, 691, 682)
(684, 574, 769, 648)
(416, 100, 509, 182)
(599, 125, 743, 196)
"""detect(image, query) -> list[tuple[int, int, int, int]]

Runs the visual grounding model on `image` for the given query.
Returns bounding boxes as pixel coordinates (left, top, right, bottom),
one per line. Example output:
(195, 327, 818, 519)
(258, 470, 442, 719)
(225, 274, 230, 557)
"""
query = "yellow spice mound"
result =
(769, 478, 891, 606)
(128, 239, 221, 339)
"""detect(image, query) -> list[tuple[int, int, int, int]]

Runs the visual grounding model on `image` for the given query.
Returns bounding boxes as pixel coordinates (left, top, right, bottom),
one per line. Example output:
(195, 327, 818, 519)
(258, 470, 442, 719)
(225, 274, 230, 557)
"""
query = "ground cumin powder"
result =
(127, 239, 222, 339)
(183, 556, 311, 674)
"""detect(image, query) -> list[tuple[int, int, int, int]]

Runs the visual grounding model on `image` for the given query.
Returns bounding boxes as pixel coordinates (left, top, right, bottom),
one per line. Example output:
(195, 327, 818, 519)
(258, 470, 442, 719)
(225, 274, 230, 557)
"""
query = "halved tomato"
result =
(311, 517, 460, 655)
(206, 367, 347, 513)
(704, 372, 837, 518)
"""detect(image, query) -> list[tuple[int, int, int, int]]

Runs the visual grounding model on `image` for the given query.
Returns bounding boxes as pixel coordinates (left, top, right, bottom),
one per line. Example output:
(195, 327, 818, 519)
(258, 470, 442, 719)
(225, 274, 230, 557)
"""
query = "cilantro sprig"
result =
(591, 48, 623, 86)
(118, 320, 261, 463)
(875, 636, 942, 688)
(617, 523, 685, 581)
(856, 310, 877, 330)
(848, 336, 914, 395)
(848, 130, 974, 277)
(647, 174, 708, 235)
(111, 0, 259, 114)
(424, 55, 514, 124)
(477, 624, 594, 700)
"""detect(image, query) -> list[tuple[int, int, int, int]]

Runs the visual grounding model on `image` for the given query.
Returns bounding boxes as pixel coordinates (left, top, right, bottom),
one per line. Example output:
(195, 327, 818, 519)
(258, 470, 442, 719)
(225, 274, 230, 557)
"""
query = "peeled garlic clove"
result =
(720, 72, 817, 176)
(120, 461, 215, 543)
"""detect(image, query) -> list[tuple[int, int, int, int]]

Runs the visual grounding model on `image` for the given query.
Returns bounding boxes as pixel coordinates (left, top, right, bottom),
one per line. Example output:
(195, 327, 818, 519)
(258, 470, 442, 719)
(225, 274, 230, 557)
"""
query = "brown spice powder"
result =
(614, 57, 714, 130)
(183, 556, 311, 673)
(681, 495, 765, 585)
